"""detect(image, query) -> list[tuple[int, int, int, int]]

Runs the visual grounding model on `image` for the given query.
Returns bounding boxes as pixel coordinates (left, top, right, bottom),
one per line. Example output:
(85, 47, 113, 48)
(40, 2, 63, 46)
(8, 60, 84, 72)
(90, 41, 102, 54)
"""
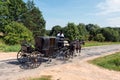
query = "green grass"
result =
(0, 44, 20, 52)
(89, 52, 120, 71)
(0, 39, 20, 52)
(84, 41, 120, 47)
(29, 75, 51, 80)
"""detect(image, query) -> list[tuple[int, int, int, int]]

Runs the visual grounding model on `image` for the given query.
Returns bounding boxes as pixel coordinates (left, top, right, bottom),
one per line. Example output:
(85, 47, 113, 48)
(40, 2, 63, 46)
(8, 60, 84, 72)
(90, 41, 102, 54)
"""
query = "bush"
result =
(4, 21, 33, 45)
(94, 34, 105, 42)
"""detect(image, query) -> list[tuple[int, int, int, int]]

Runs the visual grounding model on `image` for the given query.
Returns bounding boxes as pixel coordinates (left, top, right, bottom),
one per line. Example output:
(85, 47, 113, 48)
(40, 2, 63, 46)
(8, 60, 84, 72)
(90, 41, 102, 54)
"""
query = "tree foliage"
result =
(94, 34, 105, 42)
(77, 23, 89, 40)
(64, 23, 79, 40)
(4, 21, 33, 45)
(49, 25, 62, 36)
(86, 24, 100, 41)
(0, 0, 46, 45)
(0, 0, 9, 32)
(21, 0, 46, 36)
(101, 27, 119, 42)
(7, 0, 27, 21)
(0, 0, 27, 33)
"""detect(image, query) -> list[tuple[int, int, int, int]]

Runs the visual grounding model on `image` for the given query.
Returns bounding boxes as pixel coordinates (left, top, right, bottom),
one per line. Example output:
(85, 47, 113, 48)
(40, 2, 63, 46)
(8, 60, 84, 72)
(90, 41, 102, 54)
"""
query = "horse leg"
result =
(71, 51, 74, 58)
(74, 50, 77, 57)
(78, 46, 81, 56)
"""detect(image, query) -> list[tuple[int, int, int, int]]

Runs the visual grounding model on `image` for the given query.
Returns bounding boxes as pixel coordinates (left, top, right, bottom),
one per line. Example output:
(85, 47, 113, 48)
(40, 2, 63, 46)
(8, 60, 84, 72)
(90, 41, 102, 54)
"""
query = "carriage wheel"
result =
(27, 51, 42, 68)
(17, 50, 30, 63)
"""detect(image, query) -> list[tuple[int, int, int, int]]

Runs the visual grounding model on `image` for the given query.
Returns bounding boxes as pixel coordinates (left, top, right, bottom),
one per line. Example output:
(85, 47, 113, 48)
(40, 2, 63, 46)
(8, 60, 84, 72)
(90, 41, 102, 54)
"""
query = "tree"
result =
(77, 23, 89, 40)
(49, 25, 62, 36)
(101, 27, 119, 42)
(0, 0, 27, 33)
(113, 28, 120, 41)
(7, 0, 27, 21)
(21, 0, 46, 36)
(94, 34, 105, 42)
(0, 0, 9, 32)
(86, 24, 100, 41)
(4, 21, 33, 45)
(26, 0, 34, 11)
(65, 23, 79, 40)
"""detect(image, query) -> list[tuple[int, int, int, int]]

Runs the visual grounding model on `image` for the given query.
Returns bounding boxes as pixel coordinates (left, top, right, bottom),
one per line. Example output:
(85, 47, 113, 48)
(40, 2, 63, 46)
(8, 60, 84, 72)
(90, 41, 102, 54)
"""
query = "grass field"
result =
(84, 41, 120, 47)
(89, 52, 120, 71)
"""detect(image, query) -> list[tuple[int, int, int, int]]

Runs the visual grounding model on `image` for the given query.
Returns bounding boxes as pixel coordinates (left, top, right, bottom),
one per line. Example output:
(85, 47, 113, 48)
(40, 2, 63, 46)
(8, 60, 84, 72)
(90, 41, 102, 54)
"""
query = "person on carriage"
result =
(57, 31, 65, 41)
(57, 31, 64, 38)
(56, 30, 65, 48)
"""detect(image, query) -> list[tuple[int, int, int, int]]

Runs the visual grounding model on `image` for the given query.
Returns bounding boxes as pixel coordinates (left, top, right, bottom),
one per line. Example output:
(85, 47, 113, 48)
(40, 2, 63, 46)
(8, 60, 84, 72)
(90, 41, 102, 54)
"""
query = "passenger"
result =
(57, 31, 60, 37)
(57, 31, 64, 48)
(57, 31, 64, 38)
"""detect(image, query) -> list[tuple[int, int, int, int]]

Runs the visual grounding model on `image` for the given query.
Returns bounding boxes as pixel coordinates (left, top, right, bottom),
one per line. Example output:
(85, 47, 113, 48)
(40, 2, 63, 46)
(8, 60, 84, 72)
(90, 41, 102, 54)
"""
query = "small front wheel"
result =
(17, 50, 29, 63)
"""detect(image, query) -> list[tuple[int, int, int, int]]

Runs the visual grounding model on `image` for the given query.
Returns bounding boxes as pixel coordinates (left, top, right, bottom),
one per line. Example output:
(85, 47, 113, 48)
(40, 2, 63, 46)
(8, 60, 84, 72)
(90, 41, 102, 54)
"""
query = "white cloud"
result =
(97, 0, 120, 15)
(107, 17, 120, 27)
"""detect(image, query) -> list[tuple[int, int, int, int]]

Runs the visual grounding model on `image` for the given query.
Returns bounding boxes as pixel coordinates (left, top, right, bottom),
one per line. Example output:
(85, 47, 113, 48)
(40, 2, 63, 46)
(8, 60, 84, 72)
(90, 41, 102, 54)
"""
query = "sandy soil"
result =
(0, 52, 17, 60)
(36, 52, 120, 80)
(0, 45, 120, 80)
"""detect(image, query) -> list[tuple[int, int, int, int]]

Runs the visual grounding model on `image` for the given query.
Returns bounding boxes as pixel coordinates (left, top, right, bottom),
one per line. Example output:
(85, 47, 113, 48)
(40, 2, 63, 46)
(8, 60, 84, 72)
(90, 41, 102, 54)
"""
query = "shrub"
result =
(94, 34, 105, 42)
(4, 21, 33, 45)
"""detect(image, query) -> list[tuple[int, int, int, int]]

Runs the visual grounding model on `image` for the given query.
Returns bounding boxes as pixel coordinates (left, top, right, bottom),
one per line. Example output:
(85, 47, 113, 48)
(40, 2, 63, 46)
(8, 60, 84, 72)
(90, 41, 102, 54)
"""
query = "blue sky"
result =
(24, 0, 120, 30)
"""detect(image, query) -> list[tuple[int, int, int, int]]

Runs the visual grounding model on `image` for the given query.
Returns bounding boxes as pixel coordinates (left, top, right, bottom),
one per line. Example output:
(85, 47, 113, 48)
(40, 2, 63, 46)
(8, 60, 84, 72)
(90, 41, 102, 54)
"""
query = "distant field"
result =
(84, 41, 120, 47)
(89, 52, 120, 71)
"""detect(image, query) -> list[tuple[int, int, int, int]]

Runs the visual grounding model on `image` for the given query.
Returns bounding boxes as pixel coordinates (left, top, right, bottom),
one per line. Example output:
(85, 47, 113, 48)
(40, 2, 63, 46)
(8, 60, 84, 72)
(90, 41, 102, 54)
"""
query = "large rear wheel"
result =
(27, 51, 42, 68)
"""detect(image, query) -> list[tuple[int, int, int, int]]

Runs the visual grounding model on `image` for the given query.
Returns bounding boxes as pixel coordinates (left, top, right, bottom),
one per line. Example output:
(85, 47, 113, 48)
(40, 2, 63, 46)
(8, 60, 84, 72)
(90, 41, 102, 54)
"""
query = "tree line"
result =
(0, 0, 120, 45)
(49, 23, 120, 42)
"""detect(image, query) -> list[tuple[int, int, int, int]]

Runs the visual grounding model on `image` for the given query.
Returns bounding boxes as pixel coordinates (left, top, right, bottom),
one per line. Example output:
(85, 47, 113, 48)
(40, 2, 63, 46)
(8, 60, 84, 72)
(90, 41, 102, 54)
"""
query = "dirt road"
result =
(0, 44, 120, 80)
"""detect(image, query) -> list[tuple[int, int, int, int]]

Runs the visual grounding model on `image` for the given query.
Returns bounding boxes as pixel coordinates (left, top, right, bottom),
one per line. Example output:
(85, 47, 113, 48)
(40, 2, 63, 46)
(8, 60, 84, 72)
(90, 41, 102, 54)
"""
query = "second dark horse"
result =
(70, 39, 85, 57)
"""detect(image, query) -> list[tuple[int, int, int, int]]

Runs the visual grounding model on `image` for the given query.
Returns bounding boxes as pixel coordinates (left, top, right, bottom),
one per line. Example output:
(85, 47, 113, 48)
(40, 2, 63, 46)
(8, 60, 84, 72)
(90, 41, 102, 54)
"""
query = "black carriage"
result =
(17, 36, 71, 68)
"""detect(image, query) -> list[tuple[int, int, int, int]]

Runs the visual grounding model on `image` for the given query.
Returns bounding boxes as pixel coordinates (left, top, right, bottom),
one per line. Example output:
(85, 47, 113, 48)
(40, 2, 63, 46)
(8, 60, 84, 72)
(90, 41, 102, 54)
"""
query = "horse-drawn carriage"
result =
(17, 36, 72, 68)
(17, 36, 85, 68)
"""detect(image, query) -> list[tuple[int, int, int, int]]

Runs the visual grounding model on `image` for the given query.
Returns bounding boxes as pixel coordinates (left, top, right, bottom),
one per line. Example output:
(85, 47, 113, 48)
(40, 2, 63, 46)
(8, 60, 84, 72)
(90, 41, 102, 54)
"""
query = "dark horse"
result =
(70, 39, 85, 56)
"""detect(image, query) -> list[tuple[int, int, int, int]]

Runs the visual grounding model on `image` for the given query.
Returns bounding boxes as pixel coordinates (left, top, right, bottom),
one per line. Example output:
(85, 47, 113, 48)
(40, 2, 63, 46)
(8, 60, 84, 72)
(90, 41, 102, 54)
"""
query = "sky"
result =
(24, 0, 120, 30)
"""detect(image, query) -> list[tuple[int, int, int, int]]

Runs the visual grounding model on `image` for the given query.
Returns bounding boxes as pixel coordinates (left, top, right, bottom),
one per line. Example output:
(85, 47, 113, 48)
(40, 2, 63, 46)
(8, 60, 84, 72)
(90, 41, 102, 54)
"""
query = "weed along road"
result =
(0, 44, 120, 80)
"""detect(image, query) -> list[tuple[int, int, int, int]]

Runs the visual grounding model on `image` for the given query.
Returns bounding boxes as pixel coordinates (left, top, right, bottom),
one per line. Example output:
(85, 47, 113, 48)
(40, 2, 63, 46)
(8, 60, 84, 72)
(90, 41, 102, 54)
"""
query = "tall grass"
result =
(0, 38, 20, 52)
(89, 52, 120, 71)
(0, 44, 20, 52)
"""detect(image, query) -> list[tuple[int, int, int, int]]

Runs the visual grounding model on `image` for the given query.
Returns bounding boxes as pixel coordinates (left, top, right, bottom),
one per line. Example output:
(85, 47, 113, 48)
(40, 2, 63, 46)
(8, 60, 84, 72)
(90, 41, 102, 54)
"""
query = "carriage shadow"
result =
(19, 58, 50, 69)
(4, 59, 19, 65)
(3, 58, 47, 69)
